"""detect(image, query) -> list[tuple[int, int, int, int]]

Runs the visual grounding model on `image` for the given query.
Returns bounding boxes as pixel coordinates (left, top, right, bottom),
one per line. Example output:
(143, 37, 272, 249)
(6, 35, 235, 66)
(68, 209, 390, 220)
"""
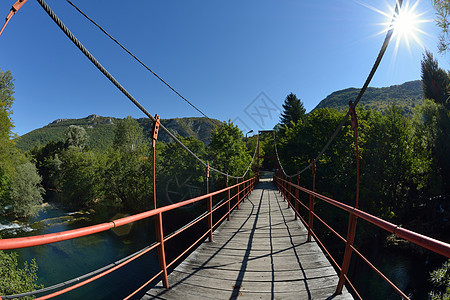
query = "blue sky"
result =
(1, 0, 448, 136)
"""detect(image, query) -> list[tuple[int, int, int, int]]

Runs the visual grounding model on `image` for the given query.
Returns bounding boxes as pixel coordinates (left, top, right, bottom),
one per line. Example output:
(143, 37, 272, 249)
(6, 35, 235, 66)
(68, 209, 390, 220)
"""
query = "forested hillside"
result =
(314, 80, 423, 116)
(15, 115, 222, 151)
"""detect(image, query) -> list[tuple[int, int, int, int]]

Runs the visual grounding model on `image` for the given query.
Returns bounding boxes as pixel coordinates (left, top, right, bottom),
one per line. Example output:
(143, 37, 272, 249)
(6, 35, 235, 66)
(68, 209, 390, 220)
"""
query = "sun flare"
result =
(359, 0, 431, 54)
(393, 5, 420, 38)
(388, 0, 428, 48)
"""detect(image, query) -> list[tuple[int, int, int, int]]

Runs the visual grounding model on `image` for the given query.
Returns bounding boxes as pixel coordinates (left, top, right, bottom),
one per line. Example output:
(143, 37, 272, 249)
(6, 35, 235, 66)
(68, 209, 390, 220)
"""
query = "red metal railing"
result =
(0, 176, 257, 299)
(274, 175, 450, 300)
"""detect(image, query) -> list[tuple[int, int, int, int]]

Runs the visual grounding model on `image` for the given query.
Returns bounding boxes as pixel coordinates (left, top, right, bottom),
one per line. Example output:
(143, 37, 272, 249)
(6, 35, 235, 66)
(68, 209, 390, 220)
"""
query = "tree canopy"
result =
(65, 125, 88, 149)
(421, 50, 450, 107)
(0, 69, 44, 217)
(279, 93, 306, 128)
(0, 251, 42, 300)
(208, 121, 252, 177)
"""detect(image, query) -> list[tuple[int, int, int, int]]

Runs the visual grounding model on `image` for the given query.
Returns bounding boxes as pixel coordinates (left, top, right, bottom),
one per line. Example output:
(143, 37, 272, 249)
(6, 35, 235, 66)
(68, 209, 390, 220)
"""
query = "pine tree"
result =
(421, 50, 450, 106)
(279, 93, 306, 127)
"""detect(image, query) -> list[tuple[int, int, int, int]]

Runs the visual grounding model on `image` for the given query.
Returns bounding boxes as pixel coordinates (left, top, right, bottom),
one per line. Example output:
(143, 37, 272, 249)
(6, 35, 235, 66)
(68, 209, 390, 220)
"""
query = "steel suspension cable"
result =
(275, 0, 403, 178)
(65, 0, 211, 121)
(272, 131, 288, 177)
(242, 134, 259, 178)
(36, 0, 253, 180)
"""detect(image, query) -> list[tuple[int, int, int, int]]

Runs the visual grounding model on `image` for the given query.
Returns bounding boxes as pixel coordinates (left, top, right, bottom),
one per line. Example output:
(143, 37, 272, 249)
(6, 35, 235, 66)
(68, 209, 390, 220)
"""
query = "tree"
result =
(9, 162, 45, 217)
(0, 70, 45, 217)
(433, 0, 450, 53)
(429, 259, 450, 300)
(160, 136, 207, 203)
(0, 69, 17, 197)
(65, 125, 88, 149)
(279, 93, 306, 128)
(0, 69, 15, 141)
(0, 251, 42, 300)
(60, 148, 102, 208)
(208, 121, 252, 179)
(421, 50, 450, 107)
(103, 116, 153, 211)
(113, 116, 146, 153)
(30, 140, 66, 190)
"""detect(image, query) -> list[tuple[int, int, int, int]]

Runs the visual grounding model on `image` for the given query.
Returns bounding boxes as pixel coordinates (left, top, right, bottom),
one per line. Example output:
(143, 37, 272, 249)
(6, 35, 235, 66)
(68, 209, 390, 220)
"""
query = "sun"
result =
(358, 0, 431, 53)
(389, 0, 428, 49)
(393, 4, 420, 39)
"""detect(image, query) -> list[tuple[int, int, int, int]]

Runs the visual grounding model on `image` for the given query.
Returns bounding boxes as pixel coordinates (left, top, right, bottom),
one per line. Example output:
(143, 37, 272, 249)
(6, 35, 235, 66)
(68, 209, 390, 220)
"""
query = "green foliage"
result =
(277, 105, 434, 221)
(15, 116, 221, 152)
(103, 147, 154, 212)
(29, 140, 65, 190)
(278, 107, 350, 177)
(0, 68, 17, 185)
(280, 93, 306, 128)
(9, 162, 45, 217)
(208, 121, 252, 177)
(29, 117, 162, 212)
(429, 259, 450, 300)
(433, 0, 450, 53)
(0, 70, 45, 217)
(314, 80, 423, 117)
(65, 125, 88, 149)
(160, 136, 206, 202)
(0, 251, 42, 299)
(113, 116, 146, 153)
(360, 107, 418, 219)
(59, 147, 103, 208)
(421, 50, 450, 107)
(0, 167, 10, 204)
(0, 69, 15, 141)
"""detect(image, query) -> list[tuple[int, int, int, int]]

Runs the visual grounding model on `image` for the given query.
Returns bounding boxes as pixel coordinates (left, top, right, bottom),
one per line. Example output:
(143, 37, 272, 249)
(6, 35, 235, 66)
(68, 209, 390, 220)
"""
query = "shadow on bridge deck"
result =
(144, 174, 353, 299)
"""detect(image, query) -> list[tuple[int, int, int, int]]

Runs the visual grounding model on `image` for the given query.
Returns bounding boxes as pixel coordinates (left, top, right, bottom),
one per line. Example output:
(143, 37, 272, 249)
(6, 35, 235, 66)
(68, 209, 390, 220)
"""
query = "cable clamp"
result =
(151, 114, 160, 148)
(348, 100, 358, 129)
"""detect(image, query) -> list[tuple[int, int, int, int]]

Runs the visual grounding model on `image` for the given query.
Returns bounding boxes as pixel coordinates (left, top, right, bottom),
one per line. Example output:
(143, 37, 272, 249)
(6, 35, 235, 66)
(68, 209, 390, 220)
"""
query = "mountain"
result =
(313, 80, 424, 115)
(15, 115, 222, 151)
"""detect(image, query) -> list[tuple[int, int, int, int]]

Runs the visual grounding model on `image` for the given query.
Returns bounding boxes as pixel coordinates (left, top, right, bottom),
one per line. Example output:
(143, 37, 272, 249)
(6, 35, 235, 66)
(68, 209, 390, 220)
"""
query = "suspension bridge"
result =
(1, 0, 450, 299)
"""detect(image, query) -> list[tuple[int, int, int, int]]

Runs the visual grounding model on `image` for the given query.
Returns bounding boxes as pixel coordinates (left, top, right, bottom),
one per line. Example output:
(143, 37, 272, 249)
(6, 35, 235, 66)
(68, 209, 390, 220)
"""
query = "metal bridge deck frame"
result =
(144, 176, 353, 299)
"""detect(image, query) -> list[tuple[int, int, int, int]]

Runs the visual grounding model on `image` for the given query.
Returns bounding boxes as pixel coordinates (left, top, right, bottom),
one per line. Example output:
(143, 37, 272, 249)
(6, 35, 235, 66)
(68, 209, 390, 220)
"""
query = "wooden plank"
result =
(144, 176, 353, 299)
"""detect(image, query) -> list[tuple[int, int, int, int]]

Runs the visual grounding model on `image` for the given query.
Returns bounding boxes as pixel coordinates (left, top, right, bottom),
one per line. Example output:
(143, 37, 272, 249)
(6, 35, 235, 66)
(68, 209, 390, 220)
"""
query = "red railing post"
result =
(336, 101, 360, 294)
(155, 212, 168, 287)
(287, 176, 292, 208)
(151, 115, 168, 288)
(257, 134, 260, 179)
(242, 177, 245, 203)
(294, 175, 299, 220)
(227, 173, 231, 221)
(236, 177, 240, 210)
(246, 177, 248, 199)
(307, 161, 316, 242)
(206, 163, 213, 242)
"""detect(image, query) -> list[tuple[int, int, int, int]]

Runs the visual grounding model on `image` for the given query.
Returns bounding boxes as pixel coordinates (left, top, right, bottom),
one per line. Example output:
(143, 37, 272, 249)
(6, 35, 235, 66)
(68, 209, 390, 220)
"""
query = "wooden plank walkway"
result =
(144, 175, 353, 299)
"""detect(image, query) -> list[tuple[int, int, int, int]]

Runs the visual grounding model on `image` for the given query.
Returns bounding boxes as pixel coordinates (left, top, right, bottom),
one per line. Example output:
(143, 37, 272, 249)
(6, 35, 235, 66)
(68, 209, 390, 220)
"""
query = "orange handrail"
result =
(274, 175, 450, 300)
(0, 179, 253, 251)
(0, 177, 256, 300)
